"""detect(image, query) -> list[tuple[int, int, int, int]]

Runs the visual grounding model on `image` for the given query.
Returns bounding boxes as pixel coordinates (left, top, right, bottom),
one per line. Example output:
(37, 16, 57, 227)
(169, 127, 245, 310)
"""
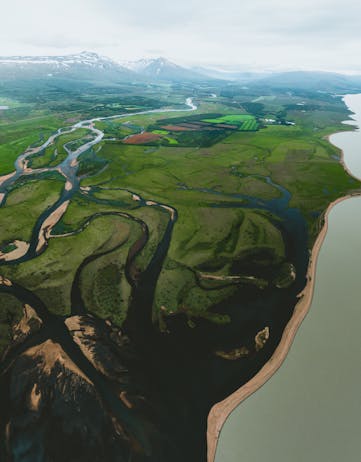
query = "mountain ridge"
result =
(1, 51, 361, 90)
(0, 51, 138, 83)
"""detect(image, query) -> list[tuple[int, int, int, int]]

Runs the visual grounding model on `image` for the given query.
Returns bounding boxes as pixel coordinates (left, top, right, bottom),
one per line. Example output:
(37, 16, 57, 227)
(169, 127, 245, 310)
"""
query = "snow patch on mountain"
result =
(0, 51, 121, 70)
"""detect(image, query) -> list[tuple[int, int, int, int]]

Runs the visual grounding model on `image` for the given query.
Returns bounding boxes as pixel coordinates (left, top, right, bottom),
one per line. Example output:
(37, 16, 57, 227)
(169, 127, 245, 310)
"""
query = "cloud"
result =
(0, 0, 360, 72)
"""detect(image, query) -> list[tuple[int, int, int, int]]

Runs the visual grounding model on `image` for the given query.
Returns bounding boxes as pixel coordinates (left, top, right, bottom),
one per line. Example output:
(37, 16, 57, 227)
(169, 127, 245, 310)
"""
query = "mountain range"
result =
(1, 51, 361, 92)
(0, 51, 136, 83)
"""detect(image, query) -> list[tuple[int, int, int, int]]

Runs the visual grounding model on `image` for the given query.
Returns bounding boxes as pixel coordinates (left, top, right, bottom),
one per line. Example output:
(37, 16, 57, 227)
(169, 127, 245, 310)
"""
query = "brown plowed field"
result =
(123, 132, 161, 144)
(162, 125, 197, 131)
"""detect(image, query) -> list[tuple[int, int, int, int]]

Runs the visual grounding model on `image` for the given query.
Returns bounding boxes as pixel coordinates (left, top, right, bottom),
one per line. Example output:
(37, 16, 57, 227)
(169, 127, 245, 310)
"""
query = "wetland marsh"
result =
(0, 80, 359, 462)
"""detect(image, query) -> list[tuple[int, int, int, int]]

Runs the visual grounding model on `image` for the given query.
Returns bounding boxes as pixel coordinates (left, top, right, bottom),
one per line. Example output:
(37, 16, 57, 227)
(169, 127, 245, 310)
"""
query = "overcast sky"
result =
(1, 0, 360, 73)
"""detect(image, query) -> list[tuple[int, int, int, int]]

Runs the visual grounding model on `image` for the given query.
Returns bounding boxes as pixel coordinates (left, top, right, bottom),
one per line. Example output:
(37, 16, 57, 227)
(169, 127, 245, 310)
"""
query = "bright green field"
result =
(203, 114, 255, 124)
(203, 114, 258, 131)
(152, 130, 170, 135)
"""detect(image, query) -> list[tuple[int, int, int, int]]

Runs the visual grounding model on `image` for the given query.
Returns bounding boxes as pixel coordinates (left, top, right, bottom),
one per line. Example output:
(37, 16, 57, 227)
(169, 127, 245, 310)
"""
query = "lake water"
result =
(0, 106, 9, 110)
(215, 94, 361, 462)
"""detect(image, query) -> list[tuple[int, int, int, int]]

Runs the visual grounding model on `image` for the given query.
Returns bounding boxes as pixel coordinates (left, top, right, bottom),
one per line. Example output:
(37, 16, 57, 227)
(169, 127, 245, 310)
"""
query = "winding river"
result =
(0, 98, 196, 263)
(215, 94, 361, 461)
(0, 98, 198, 459)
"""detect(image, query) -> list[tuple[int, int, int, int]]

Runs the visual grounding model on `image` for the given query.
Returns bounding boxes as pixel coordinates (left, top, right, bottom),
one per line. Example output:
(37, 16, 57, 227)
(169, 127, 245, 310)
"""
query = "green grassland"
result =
(94, 119, 139, 139)
(0, 178, 64, 243)
(0, 293, 23, 354)
(0, 115, 65, 175)
(0, 83, 359, 339)
(0, 83, 186, 175)
(29, 128, 93, 169)
(2, 205, 139, 320)
(78, 91, 358, 325)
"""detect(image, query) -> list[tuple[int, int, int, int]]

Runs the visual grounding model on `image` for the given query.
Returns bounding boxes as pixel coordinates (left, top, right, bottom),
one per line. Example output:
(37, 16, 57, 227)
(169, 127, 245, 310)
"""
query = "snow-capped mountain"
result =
(122, 57, 205, 81)
(122, 58, 157, 73)
(0, 51, 138, 82)
(0, 51, 115, 68)
(0, 52, 209, 83)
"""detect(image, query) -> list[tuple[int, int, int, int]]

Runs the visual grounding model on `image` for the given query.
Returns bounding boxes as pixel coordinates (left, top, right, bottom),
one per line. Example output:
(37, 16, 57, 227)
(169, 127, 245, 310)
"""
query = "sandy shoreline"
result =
(36, 200, 70, 253)
(207, 122, 361, 462)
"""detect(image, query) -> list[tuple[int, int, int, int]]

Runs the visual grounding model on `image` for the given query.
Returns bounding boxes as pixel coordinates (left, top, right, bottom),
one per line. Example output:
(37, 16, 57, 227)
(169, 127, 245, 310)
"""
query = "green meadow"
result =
(0, 83, 359, 341)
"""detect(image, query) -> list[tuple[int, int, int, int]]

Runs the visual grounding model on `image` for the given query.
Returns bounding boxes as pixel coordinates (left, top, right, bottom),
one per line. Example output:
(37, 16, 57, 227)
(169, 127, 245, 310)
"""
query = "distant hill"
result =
(248, 71, 361, 92)
(191, 66, 361, 93)
(0, 51, 138, 83)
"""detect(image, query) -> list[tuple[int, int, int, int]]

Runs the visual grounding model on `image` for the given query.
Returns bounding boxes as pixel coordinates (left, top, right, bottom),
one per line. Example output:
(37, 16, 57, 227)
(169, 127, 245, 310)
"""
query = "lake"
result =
(215, 94, 361, 462)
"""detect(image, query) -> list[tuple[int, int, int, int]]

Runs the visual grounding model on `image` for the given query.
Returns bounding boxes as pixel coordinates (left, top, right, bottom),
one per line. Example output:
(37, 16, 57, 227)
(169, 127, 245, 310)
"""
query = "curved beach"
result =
(207, 94, 361, 462)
